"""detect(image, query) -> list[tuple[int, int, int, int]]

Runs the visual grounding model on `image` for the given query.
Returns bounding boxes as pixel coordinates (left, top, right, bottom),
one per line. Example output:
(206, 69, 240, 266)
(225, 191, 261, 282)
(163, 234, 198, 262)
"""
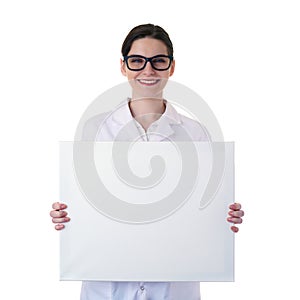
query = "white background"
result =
(0, 0, 299, 299)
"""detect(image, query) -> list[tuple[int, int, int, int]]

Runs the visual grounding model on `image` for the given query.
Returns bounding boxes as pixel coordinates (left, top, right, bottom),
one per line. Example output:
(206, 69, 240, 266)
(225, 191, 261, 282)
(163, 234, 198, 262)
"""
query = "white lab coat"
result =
(80, 98, 208, 300)
(82, 98, 210, 142)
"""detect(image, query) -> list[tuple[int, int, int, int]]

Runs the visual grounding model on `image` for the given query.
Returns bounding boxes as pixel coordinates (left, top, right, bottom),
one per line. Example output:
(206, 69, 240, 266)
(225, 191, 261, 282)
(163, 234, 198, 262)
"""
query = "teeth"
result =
(139, 79, 158, 84)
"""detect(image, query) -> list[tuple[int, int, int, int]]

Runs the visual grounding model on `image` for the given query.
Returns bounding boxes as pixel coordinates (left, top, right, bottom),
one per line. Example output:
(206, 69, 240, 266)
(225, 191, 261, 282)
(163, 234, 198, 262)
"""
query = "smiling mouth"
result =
(137, 79, 160, 86)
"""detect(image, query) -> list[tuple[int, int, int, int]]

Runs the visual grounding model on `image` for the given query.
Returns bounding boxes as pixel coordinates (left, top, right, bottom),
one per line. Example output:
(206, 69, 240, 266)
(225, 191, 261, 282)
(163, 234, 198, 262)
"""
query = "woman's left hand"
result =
(227, 203, 244, 233)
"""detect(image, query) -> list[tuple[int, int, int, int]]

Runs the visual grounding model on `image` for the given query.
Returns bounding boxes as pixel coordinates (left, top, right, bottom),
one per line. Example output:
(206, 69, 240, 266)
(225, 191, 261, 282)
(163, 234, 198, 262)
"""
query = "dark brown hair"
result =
(121, 24, 173, 57)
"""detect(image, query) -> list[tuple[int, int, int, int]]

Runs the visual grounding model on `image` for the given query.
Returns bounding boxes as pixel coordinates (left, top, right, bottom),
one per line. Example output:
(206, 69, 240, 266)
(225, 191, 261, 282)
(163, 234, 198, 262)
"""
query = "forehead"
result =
(128, 37, 168, 56)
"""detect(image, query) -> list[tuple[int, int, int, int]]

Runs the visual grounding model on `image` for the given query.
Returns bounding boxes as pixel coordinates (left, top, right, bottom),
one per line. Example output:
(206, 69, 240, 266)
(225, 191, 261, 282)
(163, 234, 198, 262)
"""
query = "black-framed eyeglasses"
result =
(123, 54, 173, 71)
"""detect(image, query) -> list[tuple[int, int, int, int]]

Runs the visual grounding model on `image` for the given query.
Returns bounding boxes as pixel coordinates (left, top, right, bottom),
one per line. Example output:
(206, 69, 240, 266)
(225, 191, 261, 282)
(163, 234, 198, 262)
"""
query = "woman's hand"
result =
(227, 203, 244, 233)
(50, 202, 71, 230)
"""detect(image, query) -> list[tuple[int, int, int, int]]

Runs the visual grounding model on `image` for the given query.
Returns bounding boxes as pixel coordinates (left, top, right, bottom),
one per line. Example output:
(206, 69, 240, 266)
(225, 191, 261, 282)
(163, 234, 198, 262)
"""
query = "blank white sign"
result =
(59, 142, 234, 282)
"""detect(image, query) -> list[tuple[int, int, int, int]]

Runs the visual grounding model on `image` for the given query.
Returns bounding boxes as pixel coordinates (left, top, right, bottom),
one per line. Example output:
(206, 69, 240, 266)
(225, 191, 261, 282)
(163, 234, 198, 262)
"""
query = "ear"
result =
(120, 58, 127, 76)
(169, 59, 175, 77)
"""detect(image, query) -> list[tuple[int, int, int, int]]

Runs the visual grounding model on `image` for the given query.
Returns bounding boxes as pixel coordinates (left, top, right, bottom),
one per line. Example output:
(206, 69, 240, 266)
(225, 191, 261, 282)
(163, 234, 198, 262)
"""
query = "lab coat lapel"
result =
(110, 99, 143, 141)
(151, 117, 175, 141)
(151, 101, 181, 141)
(113, 120, 143, 141)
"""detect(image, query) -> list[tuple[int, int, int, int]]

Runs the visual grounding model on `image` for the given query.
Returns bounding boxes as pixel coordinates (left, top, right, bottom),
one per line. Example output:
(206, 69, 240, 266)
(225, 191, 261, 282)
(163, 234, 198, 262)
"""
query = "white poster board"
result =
(59, 142, 234, 282)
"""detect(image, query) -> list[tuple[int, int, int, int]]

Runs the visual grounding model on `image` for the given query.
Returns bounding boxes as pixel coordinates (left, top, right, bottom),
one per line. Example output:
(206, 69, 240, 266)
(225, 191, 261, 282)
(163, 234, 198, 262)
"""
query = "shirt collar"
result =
(112, 98, 182, 126)
(111, 98, 133, 125)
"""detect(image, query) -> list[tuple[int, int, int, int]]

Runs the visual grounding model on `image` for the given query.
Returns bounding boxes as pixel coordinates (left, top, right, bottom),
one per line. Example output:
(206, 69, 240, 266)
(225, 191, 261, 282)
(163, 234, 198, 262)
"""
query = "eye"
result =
(129, 58, 144, 64)
(152, 58, 167, 64)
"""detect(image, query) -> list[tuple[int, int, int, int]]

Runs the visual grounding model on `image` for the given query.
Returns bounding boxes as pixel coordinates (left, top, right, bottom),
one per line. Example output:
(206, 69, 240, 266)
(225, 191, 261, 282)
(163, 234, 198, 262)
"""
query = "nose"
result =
(142, 61, 155, 75)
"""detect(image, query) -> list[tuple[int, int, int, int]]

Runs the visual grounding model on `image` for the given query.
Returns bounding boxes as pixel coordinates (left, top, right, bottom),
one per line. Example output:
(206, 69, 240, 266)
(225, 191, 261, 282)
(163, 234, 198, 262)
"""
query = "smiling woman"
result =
(50, 23, 244, 300)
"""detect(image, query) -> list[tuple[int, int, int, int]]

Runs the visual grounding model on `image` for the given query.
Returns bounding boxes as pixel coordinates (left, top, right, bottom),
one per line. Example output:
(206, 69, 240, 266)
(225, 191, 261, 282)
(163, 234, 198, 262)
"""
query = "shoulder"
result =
(81, 112, 111, 141)
(164, 101, 210, 141)
(176, 113, 211, 141)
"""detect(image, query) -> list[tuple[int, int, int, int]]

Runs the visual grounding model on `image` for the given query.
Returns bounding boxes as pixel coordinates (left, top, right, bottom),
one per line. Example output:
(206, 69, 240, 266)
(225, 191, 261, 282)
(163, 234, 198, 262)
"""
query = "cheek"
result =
(126, 71, 140, 81)
(127, 74, 140, 89)
(158, 71, 171, 80)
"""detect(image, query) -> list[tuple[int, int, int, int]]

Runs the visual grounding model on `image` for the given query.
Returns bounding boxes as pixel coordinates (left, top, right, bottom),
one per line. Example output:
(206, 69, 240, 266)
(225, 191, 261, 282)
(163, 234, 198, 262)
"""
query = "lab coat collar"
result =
(111, 98, 182, 141)
(151, 100, 181, 141)
(111, 98, 133, 126)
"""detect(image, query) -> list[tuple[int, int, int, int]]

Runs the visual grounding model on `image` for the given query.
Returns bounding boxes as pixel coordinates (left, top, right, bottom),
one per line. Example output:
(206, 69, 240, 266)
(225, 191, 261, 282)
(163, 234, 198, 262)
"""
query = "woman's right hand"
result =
(50, 202, 71, 230)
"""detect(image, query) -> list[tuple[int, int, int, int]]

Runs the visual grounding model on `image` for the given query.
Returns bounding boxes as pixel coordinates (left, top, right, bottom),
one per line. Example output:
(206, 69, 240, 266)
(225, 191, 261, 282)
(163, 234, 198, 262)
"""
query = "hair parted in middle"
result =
(121, 24, 174, 57)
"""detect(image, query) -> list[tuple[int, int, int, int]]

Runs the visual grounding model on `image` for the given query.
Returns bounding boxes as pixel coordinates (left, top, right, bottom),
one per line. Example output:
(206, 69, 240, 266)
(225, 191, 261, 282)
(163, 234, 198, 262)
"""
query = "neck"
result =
(129, 98, 166, 131)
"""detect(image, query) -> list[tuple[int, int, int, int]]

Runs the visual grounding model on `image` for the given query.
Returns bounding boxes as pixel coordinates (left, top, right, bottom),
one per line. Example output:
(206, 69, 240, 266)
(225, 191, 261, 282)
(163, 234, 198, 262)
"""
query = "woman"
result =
(50, 24, 244, 300)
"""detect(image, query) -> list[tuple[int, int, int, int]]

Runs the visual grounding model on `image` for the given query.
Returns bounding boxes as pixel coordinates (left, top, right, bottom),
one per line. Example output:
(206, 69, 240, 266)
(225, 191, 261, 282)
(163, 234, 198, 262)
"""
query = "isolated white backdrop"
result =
(0, 0, 299, 299)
